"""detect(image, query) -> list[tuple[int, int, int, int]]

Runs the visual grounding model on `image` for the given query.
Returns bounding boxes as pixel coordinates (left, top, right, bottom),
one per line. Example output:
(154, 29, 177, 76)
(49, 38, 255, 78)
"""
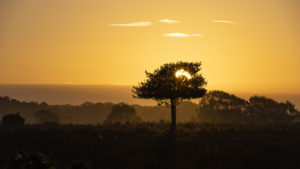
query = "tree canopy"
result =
(104, 103, 141, 124)
(196, 90, 299, 124)
(34, 109, 60, 124)
(197, 91, 248, 123)
(133, 61, 207, 130)
(133, 61, 207, 102)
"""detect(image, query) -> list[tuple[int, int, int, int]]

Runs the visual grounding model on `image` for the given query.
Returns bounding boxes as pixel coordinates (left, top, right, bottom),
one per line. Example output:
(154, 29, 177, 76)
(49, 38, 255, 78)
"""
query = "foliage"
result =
(197, 91, 299, 124)
(34, 109, 60, 124)
(1, 123, 300, 169)
(1, 93, 299, 125)
(0, 96, 41, 123)
(197, 90, 248, 123)
(133, 61, 207, 130)
(1, 113, 25, 126)
(248, 96, 294, 124)
(0, 96, 114, 124)
(6, 150, 54, 169)
(133, 61, 207, 103)
(104, 103, 141, 124)
(0, 96, 199, 124)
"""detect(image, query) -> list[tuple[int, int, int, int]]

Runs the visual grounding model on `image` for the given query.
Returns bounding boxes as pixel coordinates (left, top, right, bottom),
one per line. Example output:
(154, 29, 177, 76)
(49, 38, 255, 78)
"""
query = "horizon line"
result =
(0, 83, 134, 86)
(0, 83, 299, 95)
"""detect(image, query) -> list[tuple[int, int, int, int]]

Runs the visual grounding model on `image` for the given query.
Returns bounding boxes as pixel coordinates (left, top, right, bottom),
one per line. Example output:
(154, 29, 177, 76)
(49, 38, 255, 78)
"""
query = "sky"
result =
(0, 0, 300, 94)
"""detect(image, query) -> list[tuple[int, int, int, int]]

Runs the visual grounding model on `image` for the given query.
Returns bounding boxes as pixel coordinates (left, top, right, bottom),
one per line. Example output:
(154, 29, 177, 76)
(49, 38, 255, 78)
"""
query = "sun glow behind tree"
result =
(133, 62, 207, 131)
(175, 69, 192, 79)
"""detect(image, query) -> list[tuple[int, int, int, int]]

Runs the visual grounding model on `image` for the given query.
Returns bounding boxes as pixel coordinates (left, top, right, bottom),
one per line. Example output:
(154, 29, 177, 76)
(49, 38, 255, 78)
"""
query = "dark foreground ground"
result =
(1, 123, 300, 169)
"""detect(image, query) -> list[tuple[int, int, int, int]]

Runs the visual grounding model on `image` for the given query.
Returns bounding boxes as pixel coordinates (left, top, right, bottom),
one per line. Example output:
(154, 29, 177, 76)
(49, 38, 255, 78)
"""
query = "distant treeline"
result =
(0, 96, 197, 124)
(0, 90, 299, 124)
(196, 91, 300, 124)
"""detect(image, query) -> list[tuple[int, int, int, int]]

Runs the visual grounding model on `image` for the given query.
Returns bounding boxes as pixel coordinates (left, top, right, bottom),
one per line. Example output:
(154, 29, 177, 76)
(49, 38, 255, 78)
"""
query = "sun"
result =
(175, 69, 192, 79)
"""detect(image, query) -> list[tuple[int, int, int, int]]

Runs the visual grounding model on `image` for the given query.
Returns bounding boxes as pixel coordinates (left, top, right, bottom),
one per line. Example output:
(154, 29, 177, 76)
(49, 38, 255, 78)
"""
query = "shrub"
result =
(1, 113, 25, 126)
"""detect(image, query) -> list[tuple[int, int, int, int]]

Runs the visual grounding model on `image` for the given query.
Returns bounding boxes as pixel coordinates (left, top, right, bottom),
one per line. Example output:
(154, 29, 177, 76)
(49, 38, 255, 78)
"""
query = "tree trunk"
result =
(171, 99, 176, 132)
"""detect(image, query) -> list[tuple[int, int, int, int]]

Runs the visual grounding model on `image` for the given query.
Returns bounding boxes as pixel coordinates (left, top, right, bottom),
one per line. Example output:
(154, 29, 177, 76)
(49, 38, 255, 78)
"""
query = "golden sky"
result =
(1, 0, 299, 93)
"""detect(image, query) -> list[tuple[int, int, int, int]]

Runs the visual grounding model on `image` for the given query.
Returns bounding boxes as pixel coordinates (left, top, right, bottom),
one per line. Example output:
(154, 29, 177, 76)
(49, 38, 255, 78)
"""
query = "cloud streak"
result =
(159, 18, 179, 23)
(213, 20, 237, 24)
(191, 34, 203, 37)
(110, 21, 153, 27)
(163, 33, 203, 37)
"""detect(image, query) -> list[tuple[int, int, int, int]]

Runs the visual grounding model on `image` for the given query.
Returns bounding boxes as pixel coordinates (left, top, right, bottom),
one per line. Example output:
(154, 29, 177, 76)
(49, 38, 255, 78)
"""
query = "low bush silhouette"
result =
(6, 150, 54, 169)
(34, 109, 60, 124)
(1, 123, 300, 169)
(1, 113, 25, 126)
(104, 103, 141, 124)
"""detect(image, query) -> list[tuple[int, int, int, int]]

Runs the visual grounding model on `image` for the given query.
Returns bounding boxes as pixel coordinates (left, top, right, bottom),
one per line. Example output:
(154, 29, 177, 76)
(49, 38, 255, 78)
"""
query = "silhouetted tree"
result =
(196, 91, 298, 124)
(34, 109, 59, 123)
(133, 61, 207, 131)
(80, 101, 94, 107)
(39, 102, 48, 108)
(1, 113, 25, 126)
(104, 103, 141, 124)
(197, 90, 248, 123)
(285, 100, 299, 115)
(247, 96, 293, 124)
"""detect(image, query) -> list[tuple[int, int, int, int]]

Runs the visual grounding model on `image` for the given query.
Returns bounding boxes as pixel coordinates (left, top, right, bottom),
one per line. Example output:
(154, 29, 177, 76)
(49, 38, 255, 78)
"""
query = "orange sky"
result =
(0, 0, 299, 93)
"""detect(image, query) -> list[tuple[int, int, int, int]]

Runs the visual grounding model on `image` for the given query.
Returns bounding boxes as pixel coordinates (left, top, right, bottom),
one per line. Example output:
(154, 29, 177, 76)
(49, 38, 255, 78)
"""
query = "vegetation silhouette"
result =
(104, 103, 141, 124)
(6, 150, 54, 169)
(196, 91, 299, 124)
(133, 61, 207, 131)
(248, 96, 296, 124)
(1, 92, 300, 168)
(1, 113, 25, 126)
(1, 123, 300, 169)
(34, 109, 60, 124)
(197, 90, 248, 123)
(1, 94, 299, 125)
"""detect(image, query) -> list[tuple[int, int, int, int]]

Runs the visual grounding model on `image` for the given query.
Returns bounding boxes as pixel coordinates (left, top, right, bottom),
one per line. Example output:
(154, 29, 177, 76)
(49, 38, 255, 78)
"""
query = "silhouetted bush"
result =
(34, 109, 59, 123)
(104, 103, 141, 124)
(6, 150, 53, 169)
(1, 113, 25, 126)
(1, 123, 300, 169)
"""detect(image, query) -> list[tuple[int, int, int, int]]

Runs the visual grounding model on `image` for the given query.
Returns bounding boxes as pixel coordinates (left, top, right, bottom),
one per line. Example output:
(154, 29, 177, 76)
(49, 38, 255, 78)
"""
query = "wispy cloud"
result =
(163, 33, 203, 37)
(213, 20, 237, 24)
(159, 18, 179, 23)
(191, 34, 203, 37)
(110, 21, 153, 27)
(164, 33, 189, 37)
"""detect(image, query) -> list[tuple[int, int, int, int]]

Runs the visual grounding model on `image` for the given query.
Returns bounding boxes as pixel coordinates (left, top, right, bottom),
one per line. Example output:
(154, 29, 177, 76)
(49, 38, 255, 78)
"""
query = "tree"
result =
(196, 91, 298, 124)
(104, 103, 141, 124)
(34, 109, 59, 123)
(133, 61, 207, 131)
(1, 113, 25, 126)
(247, 96, 293, 124)
(39, 102, 48, 108)
(197, 90, 248, 123)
